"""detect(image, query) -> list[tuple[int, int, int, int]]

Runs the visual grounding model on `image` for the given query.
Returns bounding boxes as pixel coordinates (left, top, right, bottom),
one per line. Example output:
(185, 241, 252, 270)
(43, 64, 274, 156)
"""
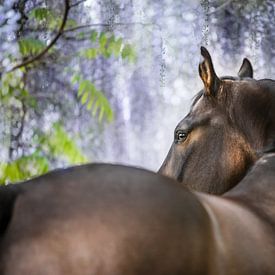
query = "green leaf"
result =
(76, 79, 113, 122)
(19, 89, 28, 98)
(90, 30, 98, 42)
(48, 17, 63, 30)
(0, 71, 28, 100)
(46, 123, 88, 164)
(77, 32, 86, 39)
(71, 74, 82, 84)
(113, 38, 123, 57)
(26, 96, 38, 108)
(99, 32, 108, 52)
(87, 96, 95, 110)
(65, 18, 78, 29)
(121, 44, 136, 63)
(29, 7, 62, 31)
(81, 90, 89, 105)
(19, 38, 47, 57)
(78, 32, 136, 63)
(81, 48, 98, 59)
(98, 106, 104, 122)
(78, 80, 90, 96)
(29, 7, 54, 22)
(0, 154, 50, 184)
(105, 36, 123, 58)
(92, 100, 99, 116)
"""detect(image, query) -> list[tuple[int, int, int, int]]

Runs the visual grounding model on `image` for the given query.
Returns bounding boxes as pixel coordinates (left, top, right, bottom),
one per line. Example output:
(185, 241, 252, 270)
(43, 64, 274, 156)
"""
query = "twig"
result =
(8, 0, 70, 73)
(14, 101, 27, 141)
(28, 21, 154, 35)
(70, 0, 87, 8)
(209, 0, 233, 15)
(63, 22, 154, 33)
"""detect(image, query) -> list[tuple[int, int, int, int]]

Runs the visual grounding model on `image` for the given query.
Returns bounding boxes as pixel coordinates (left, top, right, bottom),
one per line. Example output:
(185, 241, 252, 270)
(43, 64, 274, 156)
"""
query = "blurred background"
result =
(0, 0, 274, 183)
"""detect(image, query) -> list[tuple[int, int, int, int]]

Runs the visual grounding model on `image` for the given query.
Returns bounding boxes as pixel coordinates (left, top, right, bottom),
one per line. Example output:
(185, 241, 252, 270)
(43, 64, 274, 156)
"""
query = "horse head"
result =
(159, 47, 275, 194)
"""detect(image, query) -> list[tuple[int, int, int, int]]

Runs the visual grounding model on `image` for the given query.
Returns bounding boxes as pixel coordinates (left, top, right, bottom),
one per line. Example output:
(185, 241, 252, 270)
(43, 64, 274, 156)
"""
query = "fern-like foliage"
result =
(0, 122, 88, 185)
(72, 75, 114, 123)
(29, 7, 77, 30)
(0, 4, 137, 184)
(39, 122, 88, 164)
(80, 31, 136, 62)
(0, 153, 49, 184)
(19, 38, 47, 57)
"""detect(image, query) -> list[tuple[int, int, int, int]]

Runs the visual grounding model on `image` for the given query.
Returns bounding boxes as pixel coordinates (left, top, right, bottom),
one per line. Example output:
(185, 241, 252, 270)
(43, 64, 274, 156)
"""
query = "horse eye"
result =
(175, 131, 188, 142)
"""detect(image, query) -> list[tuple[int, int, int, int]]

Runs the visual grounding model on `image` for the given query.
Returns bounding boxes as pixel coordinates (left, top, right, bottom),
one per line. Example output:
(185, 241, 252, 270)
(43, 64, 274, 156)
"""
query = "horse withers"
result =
(159, 47, 275, 194)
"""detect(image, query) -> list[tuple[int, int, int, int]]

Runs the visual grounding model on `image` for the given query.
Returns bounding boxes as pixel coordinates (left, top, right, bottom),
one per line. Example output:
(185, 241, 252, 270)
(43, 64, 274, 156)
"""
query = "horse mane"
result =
(229, 78, 275, 150)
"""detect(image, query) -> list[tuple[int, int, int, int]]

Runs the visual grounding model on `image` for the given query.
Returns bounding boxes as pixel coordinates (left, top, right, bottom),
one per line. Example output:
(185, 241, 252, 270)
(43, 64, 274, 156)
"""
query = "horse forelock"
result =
(191, 91, 204, 108)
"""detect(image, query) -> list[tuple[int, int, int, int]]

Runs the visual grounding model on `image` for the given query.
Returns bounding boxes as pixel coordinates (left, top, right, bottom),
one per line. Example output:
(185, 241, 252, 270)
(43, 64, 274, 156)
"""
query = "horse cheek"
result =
(224, 138, 255, 190)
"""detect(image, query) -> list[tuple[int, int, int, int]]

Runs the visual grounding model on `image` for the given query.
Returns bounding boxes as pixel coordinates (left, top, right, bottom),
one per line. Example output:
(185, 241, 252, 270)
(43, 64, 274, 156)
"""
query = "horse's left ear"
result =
(238, 58, 253, 78)
(199, 47, 220, 96)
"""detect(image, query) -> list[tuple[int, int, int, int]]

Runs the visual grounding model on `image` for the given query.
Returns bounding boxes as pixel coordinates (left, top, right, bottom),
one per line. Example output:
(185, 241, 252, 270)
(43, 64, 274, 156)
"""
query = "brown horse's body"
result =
(0, 164, 213, 275)
(1, 157, 275, 275)
(1, 48, 275, 274)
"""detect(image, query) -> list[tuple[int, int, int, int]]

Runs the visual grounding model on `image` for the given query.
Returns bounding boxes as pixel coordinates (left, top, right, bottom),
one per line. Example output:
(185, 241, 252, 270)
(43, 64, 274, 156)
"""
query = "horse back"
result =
(0, 164, 213, 275)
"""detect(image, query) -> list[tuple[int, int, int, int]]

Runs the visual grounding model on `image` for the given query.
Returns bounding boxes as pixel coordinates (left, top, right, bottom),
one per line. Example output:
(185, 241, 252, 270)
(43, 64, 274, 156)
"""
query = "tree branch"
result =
(8, 0, 70, 73)
(63, 22, 155, 33)
(14, 101, 27, 142)
(70, 0, 87, 8)
(209, 0, 233, 15)
(24, 21, 154, 35)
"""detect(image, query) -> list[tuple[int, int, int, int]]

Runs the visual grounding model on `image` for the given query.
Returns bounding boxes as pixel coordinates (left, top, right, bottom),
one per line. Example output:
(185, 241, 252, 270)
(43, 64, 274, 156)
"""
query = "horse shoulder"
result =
(196, 192, 275, 275)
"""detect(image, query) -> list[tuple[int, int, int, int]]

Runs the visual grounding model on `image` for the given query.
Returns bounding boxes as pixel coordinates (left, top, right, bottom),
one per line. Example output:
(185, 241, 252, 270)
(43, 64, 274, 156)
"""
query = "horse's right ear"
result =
(238, 58, 253, 78)
(199, 47, 220, 96)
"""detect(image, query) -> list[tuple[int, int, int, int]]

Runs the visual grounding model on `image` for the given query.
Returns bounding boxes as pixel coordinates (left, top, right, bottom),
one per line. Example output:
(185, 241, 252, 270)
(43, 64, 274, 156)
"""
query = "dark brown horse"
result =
(1, 48, 275, 275)
(159, 47, 275, 194)
(0, 154, 275, 275)
(0, 164, 214, 275)
(2, 155, 275, 275)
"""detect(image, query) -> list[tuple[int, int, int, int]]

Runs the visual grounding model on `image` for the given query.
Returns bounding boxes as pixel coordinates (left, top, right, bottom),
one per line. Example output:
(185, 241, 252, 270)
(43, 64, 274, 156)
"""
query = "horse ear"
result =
(238, 58, 253, 78)
(199, 47, 220, 96)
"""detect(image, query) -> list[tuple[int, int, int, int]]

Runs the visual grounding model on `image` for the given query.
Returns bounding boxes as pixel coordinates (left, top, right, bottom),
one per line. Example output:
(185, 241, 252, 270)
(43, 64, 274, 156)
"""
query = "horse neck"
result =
(224, 153, 275, 225)
(230, 79, 275, 151)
